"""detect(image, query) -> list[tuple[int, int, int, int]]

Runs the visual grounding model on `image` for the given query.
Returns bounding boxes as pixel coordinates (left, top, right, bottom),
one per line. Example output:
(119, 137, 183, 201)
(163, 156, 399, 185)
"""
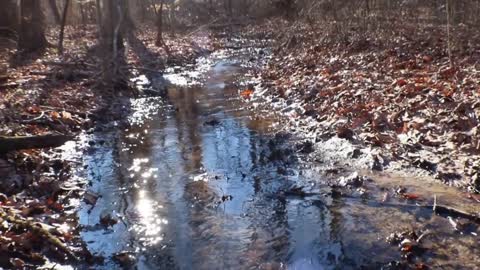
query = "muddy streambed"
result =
(78, 51, 480, 269)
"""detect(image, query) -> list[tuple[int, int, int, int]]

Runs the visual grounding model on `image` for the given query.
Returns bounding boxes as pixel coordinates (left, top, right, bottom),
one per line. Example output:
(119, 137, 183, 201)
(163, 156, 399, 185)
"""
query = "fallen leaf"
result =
(403, 193, 421, 200)
(240, 89, 254, 99)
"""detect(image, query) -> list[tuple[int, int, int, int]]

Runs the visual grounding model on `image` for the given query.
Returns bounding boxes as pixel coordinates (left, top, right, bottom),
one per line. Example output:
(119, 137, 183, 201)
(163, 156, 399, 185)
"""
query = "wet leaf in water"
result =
(402, 193, 421, 200)
(416, 263, 429, 270)
(241, 89, 254, 99)
(10, 258, 25, 269)
(100, 212, 118, 227)
(50, 111, 60, 120)
(113, 251, 136, 268)
(465, 193, 480, 203)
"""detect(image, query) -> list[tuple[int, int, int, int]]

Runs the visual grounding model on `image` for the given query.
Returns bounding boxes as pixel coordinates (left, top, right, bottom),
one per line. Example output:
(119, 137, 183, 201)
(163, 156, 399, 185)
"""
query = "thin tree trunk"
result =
(96, 0, 103, 30)
(139, 0, 146, 22)
(151, 0, 158, 15)
(155, 0, 171, 56)
(48, 0, 61, 25)
(80, 2, 87, 25)
(101, 0, 127, 89)
(18, 0, 47, 52)
(446, 0, 453, 66)
(58, 0, 71, 55)
(155, 0, 164, 46)
(169, 3, 176, 37)
(0, 0, 18, 33)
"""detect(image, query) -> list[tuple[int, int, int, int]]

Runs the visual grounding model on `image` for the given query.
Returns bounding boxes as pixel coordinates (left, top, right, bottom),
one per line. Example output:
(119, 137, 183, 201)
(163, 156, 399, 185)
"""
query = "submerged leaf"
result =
(240, 89, 254, 99)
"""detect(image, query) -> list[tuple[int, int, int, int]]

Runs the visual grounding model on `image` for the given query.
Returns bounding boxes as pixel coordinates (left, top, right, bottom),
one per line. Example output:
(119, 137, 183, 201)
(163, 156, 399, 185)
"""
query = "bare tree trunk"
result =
(0, 0, 18, 32)
(155, 0, 171, 55)
(224, 0, 233, 18)
(138, 0, 147, 22)
(80, 2, 87, 26)
(208, 0, 214, 15)
(18, 0, 47, 52)
(228, 0, 233, 17)
(155, 0, 165, 46)
(96, 0, 103, 30)
(58, 0, 71, 55)
(169, 3, 176, 37)
(48, 0, 62, 25)
(101, 0, 128, 89)
(446, 0, 453, 66)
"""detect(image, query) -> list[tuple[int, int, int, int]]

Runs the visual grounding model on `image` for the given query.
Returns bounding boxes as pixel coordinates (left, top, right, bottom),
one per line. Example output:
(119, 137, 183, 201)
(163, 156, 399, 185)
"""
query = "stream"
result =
(78, 50, 480, 270)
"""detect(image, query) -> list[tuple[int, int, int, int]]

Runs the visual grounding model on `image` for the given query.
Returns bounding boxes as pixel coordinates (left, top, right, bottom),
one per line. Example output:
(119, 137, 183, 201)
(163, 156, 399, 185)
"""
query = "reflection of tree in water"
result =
(93, 62, 361, 269)
(172, 87, 292, 268)
(169, 85, 203, 172)
(114, 101, 185, 268)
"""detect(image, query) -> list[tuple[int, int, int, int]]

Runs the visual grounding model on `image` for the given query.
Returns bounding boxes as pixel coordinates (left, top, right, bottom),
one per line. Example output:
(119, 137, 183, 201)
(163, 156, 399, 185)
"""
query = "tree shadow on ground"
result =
(126, 32, 169, 96)
(127, 32, 166, 70)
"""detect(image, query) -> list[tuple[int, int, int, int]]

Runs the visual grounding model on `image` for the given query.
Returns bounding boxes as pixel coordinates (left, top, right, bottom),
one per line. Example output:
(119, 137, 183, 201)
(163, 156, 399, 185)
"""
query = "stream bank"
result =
(0, 26, 217, 269)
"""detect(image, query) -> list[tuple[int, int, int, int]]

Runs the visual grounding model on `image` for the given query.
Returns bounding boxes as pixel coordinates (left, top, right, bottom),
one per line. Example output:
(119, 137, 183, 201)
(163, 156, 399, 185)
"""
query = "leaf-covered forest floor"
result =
(0, 25, 214, 268)
(244, 19, 480, 193)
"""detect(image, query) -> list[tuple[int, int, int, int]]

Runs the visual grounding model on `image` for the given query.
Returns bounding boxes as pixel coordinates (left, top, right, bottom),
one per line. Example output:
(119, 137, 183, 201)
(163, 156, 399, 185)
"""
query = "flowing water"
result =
(79, 52, 480, 270)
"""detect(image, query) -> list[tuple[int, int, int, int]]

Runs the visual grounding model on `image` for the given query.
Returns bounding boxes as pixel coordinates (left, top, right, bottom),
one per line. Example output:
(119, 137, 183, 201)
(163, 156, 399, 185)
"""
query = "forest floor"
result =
(242, 19, 480, 193)
(0, 25, 214, 268)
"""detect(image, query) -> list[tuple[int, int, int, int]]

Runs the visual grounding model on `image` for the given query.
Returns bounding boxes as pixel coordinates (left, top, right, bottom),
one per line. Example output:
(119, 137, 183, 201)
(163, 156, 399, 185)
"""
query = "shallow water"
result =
(79, 54, 480, 269)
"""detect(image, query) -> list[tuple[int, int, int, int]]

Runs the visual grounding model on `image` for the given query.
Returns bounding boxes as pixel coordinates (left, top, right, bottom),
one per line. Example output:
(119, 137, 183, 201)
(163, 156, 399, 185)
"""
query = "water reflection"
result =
(131, 190, 166, 246)
(80, 59, 480, 270)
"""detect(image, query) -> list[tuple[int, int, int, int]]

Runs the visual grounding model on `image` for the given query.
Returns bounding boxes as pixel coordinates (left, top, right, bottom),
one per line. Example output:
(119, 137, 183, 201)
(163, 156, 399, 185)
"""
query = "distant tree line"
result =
(1, 0, 477, 86)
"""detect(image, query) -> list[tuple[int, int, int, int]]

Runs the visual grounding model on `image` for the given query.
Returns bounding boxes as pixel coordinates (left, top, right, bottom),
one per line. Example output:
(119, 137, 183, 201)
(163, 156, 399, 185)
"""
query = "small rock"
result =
(371, 155, 385, 171)
(412, 157, 437, 173)
(336, 126, 355, 140)
(338, 172, 370, 187)
(435, 171, 462, 183)
(296, 140, 314, 154)
(83, 191, 100, 206)
(221, 195, 233, 202)
(113, 251, 136, 269)
(204, 118, 220, 126)
(100, 211, 118, 227)
(350, 149, 362, 159)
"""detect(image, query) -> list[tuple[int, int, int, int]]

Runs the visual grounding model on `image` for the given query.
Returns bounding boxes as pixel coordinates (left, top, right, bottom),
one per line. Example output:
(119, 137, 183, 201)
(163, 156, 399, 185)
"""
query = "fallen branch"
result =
(0, 82, 18, 89)
(0, 208, 78, 262)
(0, 134, 74, 153)
(21, 111, 46, 123)
(38, 105, 88, 118)
(430, 204, 480, 223)
(330, 194, 480, 223)
(43, 61, 96, 68)
(122, 65, 163, 74)
(30, 70, 94, 78)
(378, 201, 480, 223)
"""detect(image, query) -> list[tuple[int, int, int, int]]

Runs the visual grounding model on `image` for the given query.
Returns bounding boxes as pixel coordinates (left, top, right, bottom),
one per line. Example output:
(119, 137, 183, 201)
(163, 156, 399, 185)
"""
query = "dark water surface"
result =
(79, 55, 479, 270)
